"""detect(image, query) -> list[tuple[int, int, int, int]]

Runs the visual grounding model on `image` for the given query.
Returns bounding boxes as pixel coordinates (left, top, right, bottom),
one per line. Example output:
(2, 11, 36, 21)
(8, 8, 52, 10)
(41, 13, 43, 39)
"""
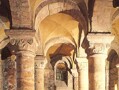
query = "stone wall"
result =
(44, 69, 55, 90)
(109, 67, 117, 90)
(3, 57, 16, 90)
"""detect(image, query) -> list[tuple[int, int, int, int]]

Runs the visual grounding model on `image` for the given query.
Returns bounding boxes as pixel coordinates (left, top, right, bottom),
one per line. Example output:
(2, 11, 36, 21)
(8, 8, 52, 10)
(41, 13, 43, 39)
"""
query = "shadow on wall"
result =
(1, 46, 11, 60)
(88, 0, 95, 32)
(0, 0, 12, 27)
(107, 49, 119, 90)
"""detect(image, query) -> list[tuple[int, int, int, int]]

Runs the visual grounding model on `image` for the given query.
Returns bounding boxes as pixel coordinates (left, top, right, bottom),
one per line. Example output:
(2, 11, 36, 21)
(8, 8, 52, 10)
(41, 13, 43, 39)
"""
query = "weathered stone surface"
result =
(35, 55, 47, 90)
(3, 57, 16, 90)
(8, 0, 32, 28)
(90, 0, 113, 32)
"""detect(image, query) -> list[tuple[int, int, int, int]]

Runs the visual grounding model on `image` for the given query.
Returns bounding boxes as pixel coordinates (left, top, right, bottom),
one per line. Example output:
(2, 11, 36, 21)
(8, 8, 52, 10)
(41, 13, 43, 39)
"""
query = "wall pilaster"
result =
(75, 57, 89, 90)
(35, 55, 47, 90)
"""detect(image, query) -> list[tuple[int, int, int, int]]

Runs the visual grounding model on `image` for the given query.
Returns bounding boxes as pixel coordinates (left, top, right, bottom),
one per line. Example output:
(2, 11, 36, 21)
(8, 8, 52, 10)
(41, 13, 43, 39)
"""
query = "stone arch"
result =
(0, 15, 10, 50)
(54, 56, 72, 70)
(44, 37, 76, 56)
(111, 9, 119, 36)
(110, 38, 119, 56)
(107, 49, 119, 90)
(34, 0, 87, 33)
(53, 56, 72, 84)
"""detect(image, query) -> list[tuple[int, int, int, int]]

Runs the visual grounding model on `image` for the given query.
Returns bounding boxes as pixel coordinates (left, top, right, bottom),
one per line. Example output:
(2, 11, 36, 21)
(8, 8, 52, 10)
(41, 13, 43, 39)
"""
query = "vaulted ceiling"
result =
(0, 0, 119, 57)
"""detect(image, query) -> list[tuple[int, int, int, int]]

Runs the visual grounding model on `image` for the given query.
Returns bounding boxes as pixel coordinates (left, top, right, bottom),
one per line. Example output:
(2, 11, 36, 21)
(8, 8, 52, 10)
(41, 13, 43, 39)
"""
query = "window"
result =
(56, 63, 67, 82)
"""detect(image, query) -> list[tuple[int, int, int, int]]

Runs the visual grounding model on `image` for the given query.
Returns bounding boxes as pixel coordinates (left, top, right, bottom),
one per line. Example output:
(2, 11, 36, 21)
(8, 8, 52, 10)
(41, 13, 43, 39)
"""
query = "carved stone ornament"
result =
(5, 29, 37, 51)
(87, 33, 114, 55)
(35, 55, 47, 69)
(88, 43, 108, 55)
(75, 58, 88, 71)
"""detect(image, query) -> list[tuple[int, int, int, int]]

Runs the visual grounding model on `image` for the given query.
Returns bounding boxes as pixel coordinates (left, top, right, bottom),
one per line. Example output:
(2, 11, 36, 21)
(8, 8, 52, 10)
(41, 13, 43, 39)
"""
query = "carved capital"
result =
(5, 29, 37, 52)
(35, 55, 47, 69)
(87, 33, 114, 55)
(75, 58, 88, 72)
(87, 43, 110, 55)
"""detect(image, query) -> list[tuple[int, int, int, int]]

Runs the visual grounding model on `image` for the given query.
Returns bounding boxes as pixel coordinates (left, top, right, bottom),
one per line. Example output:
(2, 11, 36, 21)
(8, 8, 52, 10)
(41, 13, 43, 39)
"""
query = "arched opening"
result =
(108, 49, 119, 90)
(37, 10, 82, 90)
(44, 43, 74, 90)
(55, 62, 68, 85)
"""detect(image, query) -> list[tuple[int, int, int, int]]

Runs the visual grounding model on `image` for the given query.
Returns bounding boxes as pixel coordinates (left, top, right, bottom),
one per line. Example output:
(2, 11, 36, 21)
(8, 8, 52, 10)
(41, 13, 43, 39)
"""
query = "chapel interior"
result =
(0, 0, 119, 90)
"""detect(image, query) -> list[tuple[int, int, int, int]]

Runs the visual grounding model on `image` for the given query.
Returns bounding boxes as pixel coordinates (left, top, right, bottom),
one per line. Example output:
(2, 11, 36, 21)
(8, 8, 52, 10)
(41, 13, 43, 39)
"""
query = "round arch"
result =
(44, 37, 76, 56)
(34, 0, 87, 33)
(107, 49, 119, 90)
(111, 9, 119, 36)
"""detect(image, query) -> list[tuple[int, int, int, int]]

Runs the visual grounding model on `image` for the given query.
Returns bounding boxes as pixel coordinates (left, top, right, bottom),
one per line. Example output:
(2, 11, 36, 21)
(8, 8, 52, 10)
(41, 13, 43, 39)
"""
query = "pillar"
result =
(35, 55, 47, 90)
(105, 60, 109, 90)
(116, 64, 119, 90)
(88, 54, 106, 90)
(5, 29, 37, 90)
(87, 33, 114, 90)
(76, 58, 89, 90)
(0, 53, 3, 90)
(71, 69, 78, 90)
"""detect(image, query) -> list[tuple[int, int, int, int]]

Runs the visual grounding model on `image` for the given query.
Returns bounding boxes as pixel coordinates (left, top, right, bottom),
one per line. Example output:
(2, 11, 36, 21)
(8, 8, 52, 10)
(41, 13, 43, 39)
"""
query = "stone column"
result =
(88, 54, 106, 90)
(87, 33, 114, 90)
(116, 64, 119, 90)
(105, 61, 109, 90)
(75, 58, 89, 90)
(35, 55, 47, 90)
(5, 29, 38, 90)
(71, 69, 78, 90)
(0, 53, 3, 90)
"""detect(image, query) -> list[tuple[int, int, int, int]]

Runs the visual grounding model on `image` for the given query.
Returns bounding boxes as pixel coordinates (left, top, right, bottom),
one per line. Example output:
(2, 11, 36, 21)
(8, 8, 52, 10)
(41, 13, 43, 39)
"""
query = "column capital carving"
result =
(5, 29, 38, 52)
(75, 58, 88, 71)
(35, 55, 47, 69)
(87, 33, 114, 55)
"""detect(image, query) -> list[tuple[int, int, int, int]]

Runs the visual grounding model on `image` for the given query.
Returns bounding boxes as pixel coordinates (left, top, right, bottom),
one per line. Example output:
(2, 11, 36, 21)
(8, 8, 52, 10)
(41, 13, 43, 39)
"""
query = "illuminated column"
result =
(71, 69, 78, 90)
(35, 55, 47, 90)
(76, 58, 89, 90)
(0, 52, 3, 90)
(5, 29, 38, 90)
(87, 33, 114, 90)
(116, 64, 119, 90)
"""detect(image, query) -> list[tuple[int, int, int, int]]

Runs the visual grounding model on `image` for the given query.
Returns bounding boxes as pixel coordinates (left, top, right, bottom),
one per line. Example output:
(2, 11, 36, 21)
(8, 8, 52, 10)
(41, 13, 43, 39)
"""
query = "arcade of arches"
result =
(0, 0, 119, 90)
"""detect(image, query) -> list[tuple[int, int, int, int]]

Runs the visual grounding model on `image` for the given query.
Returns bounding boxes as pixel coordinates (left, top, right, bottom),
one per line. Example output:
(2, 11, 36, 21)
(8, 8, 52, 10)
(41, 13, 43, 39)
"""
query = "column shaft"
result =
(35, 68, 44, 90)
(76, 58, 89, 90)
(71, 69, 78, 90)
(88, 54, 106, 90)
(116, 64, 119, 90)
(74, 77, 78, 90)
(118, 69, 119, 90)
(0, 59, 3, 90)
(35, 56, 47, 90)
(17, 52, 35, 90)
